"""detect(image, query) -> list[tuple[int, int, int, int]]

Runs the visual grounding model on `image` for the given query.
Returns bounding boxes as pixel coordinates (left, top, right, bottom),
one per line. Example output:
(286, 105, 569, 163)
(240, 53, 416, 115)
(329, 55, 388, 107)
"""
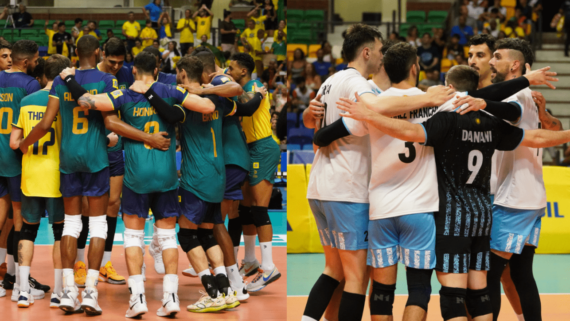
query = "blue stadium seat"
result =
(287, 144, 301, 150)
(288, 128, 313, 148)
(289, 128, 314, 139)
(281, 152, 287, 171)
(287, 112, 297, 127)
(301, 144, 313, 151)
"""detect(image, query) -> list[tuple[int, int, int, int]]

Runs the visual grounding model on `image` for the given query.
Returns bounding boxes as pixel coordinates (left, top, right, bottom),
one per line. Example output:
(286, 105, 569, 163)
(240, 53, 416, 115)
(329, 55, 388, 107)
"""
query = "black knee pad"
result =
(406, 268, 432, 311)
(238, 205, 253, 225)
(439, 286, 467, 321)
(20, 222, 39, 242)
(53, 223, 64, 241)
(178, 228, 201, 253)
(197, 228, 218, 251)
(370, 281, 396, 315)
(7, 227, 14, 255)
(466, 287, 492, 318)
(251, 206, 271, 227)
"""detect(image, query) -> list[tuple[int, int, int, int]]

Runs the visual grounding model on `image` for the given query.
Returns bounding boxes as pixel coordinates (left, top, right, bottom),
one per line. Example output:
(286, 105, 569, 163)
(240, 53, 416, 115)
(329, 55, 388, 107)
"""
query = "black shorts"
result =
(435, 234, 490, 274)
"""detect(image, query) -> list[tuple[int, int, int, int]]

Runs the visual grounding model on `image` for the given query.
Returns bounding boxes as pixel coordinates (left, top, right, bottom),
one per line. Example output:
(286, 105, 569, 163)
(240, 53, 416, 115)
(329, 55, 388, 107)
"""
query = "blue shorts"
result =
(121, 185, 180, 220)
(491, 205, 544, 254)
(60, 167, 110, 198)
(108, 150, 125, 177)
(367, 213, 436, 269)
(308, 199, 369, 251)
(179, 187, 222, 225)
(0, 175, 22, 202)
(224, 165, 248, 200)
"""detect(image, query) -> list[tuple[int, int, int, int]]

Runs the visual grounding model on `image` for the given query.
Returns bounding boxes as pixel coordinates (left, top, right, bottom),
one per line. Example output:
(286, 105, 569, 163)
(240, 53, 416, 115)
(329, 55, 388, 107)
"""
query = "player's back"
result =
(157, 72, 177, 86)
(241, 79, 272, 144)
(50, 68, 116, 174)
(0, 70, 40, 177)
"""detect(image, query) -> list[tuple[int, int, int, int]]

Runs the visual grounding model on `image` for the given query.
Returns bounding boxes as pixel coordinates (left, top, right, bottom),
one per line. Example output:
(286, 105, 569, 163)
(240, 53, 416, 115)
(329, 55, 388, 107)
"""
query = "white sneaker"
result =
(149, 241, 165, 275)
(126, 293, 148, 318)
(11, 283, 45, 301)
(239, 259, 260, 277)
(246, 266, 282, 292)
(81, 287, 102, 315)
(0, 286, 5, 298)
(224, 289, 240, 309)
(157, 292, 180, 317)
(142, 263, 147, 282)
(182, 265, 198, 277)
(187, 291, 227, 313)
(59, 286, 83, 313)
(17, 290, 34, 308)
(50, 292, 61, 308)
(230, 281, 249, 301)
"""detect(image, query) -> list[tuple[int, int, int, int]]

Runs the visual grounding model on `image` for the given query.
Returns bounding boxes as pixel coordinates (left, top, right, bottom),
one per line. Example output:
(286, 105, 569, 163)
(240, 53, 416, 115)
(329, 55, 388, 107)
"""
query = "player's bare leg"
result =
(371, 265, 397, 321)
(0, 194, 12, 281)
(501, 264, 524, 319)
(16, 218, 37, 307)
(12, 201, 23, 293)
(99, 175, 125, 285)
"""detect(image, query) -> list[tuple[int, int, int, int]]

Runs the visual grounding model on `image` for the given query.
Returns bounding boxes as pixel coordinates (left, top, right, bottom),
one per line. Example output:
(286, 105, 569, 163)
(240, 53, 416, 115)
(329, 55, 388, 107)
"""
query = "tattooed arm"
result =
(76, 93, 116, 111)
(533, 91, 563, 130)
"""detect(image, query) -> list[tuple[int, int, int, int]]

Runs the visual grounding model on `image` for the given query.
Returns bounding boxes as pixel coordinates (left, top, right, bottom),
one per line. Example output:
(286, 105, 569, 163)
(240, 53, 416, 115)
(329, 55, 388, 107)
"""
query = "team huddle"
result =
(302, 24, 566, 321)
(0, 34, 281, 317)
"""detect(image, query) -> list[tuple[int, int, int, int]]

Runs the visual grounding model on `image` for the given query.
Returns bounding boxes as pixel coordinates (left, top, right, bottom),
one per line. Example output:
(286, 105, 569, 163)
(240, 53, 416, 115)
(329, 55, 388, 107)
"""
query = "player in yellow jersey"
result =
(227, 53, 281, 292)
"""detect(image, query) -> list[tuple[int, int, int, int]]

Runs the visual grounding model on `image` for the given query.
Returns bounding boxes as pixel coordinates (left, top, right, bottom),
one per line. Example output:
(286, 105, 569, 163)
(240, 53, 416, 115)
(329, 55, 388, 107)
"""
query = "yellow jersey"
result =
(251, 15, 267, 31)
(163, 23, 172, 38)
(75, 30, 98, 45)
(140, 27, 158, 48)
(46, 29, 57, 55)
(273, 29, 286, 41)
(243, 27, 256, 40)
(15, 88, 62, 197)
(177, 18, 196, 43)
(195, 16, 212, 39)
(122, 21, 141, 38)
(132, 46, 143, 56)
(248, 36, 262, 62)
(241, 80, 272, 143)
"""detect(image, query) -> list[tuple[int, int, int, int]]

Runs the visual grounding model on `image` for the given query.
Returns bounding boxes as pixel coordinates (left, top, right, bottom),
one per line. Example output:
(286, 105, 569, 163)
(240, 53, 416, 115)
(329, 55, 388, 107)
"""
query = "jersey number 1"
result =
(32, 127, 55, 155)
(466, 150, 483, 184)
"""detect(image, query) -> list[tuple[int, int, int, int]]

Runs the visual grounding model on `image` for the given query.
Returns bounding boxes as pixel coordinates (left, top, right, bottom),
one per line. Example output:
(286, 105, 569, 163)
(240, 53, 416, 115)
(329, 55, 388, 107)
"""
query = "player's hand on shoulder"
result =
(453, 95, 487, 115)
(181, 84, 204, 96)
(59, 67, 76, 79)
(129, 80, 149, 94)
(107, 132, 118, 147)
(524, 63, 558, 90)
(426, 85, 455, 106)
(308, 93, 325, 119)
(531, 91, 546, 112)
(254, 84, 267, 96)
(147, 131, 171, 151)
(337, 92, 374, 121)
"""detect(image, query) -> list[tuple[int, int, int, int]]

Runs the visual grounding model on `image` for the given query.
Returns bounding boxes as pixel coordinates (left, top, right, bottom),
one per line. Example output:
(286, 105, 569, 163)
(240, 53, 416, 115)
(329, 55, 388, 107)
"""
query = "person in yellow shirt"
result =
(247, 4, 267, 32)
(193, 4, 213, 40)
(158, 11, 173, 46)
(242, 19, 257, 42)
(122, 11, 141, 54)
(244, 29, 266, 77)
(140, 20, 158, 48)
(45, 20, 59, 55)
(273, 20, 287, 41)
(177, 9, 196, 56)
(132, 38, 143, 56)
(75, 25, 97, 46)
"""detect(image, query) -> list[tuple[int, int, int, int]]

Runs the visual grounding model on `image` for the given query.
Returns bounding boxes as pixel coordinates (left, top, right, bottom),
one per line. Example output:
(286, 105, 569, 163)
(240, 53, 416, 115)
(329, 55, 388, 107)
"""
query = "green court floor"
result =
(287, 253, 570, 295)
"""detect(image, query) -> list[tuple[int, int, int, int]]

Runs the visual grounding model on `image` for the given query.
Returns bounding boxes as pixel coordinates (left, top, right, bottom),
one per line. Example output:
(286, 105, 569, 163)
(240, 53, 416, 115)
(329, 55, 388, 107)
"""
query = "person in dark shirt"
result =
(312, 49, 332, 81)
(417, 32, 441, 71)
(13, 4, 33, 28)
(220, 10, 237, 53)
(562, 0, 570, 56)
(52, 22, 73, 56)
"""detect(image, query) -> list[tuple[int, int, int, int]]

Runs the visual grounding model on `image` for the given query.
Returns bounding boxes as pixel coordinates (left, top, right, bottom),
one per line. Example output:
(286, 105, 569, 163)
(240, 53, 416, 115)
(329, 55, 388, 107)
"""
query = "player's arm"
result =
(181, 82, 244, 98)
(102, 111, 171, 151)
(520, 129, 570, 148)
(303, 93, 324, 129)
(452, 96, 522, 121)
(181, 93, 216, 114)
(60, 73, 115, 111)
(533, 91, 562, 130)
(360, 86, 455, 117)
(140, 86, 186, 123)
(19, 97, 60, 154)
(313, 118, 349, 147)
(9, 127, 23, 150)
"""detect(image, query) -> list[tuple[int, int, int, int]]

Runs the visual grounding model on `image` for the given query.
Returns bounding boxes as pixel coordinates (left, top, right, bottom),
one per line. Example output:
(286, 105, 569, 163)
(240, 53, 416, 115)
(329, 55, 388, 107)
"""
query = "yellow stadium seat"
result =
(308, 44, 320, 58)
(287, 43, 308, 57)
(335, 57, 344, 65)
(440, 58, 453, 73)
(463, 46, 469, 58)
(238, 46, 245, 53)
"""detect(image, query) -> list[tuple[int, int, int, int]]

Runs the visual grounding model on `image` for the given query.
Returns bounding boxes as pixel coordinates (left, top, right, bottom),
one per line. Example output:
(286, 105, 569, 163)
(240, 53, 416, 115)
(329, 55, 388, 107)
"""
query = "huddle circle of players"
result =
(302, 24, 564, 321)
(0, 34, 281, 317)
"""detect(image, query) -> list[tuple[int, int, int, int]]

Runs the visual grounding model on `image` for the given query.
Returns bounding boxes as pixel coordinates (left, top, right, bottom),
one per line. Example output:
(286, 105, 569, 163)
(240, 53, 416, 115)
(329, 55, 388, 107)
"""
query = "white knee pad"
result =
(62, 214, 83, 238)
(124, 228, 145, 250)
(89, 215, 108, 240)
(156, 227, 177, 251)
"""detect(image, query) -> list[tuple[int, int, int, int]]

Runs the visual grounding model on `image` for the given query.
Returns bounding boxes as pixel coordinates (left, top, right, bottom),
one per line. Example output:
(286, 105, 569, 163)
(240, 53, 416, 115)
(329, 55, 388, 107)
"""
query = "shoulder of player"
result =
(20, 90, 46, 106)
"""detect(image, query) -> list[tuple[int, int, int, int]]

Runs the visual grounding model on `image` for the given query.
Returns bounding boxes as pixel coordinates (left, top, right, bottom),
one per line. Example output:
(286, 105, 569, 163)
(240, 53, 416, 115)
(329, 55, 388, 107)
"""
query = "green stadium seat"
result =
(21, 29, 38, 37)
(48, 20, 56, 26)
(288, 9, 304, 22)
(428, 10, 448, 23)
(304, 10, 324, 22)
(65, 20, 75, 27)
(3, 29, 18, 36)
(98, 20, 115, 29)
(35, 19, 45, 26)
(137, 20, 146, 27)
(116, 20, 127, 27)
(233, 19, 245, 30)
(398, 23, 411, 37)
(419, 25, 434, 37)
(113, 29, 123, 37)
(298, 22, 312, 30)
(0, 20, 6, 26)
(290, 30, 313, 45)
(406, 11, 425, 23)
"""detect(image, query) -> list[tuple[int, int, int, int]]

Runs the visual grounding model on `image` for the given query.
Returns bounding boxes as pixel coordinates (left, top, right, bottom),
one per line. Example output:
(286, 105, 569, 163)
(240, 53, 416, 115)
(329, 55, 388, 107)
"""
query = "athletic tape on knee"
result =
(251, 206, 271, 227)
(405, 268, 432, 311)
(178, 228, 200, 253)
(20, 222, 40, 242)
(52, 223, 64, 241)
(466, 287, 492, 318)
(370, 281, 396, 315)
(124, 228, 145, 249)
(238, 205, 253, 225)
(197, 228, 218, 251)
(439, 286, 467, 320)
(62, 214, 83, 238)
(89, 215, 108, 240)
(156, 227, 178, 250)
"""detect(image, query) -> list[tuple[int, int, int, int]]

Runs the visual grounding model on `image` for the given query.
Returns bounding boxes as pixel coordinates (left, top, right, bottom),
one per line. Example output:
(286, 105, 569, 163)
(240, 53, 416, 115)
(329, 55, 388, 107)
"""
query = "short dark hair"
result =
(133, 51, 157, 74)
(342, 24, 382, 62)
(58, 22, 65, 28)
(142, 46, 162, 61)
(75, 18, 83, 24)
(230, 53, 255, 76)
(32, 57, 45, 80)
(467, 34, 496, 52)
(104, 37, 126, 57)
(381, 39, 397, 55)
(76, 35, 99, 57)
(382, 42, 417, 84)
(495, 38, 534, 74)
(176, 56, 204, 82)
(11, 40, 38, 62)
(422, 32, 431, 38)
(190, 47, 216, 73)
(446, 65, 479, 92)
(45, 54, 71, 81)
(0, 39, 11, 50)
(491, 8, 499, 14)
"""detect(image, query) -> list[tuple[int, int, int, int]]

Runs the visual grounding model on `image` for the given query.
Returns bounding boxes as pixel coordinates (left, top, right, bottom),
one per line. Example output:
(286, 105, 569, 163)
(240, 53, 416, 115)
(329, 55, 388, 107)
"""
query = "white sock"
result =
(213, 266, 226, 276)
(197, 269, 211, 278)
(0, 247, 6, 263)
(86, 269, 99, 288)
(63, 268, 74, 288)
(260, 241, 274, 270)
(301, 317, 319, 321)
(76, 248, 85, 264)
(54, 269, 63, 295)
(244, 235, 256, 262)
(101, 251, 112, 268)
(233, 247, 239, 261)
(19, 265, 30, 292)
(226, 264, 242, 286)
(164, 274, 178, 293)
(6, 254, 15, 275)
(128, 275, 145, 294)
(516, 314, 525, 321)
(15, 262, 19, 286)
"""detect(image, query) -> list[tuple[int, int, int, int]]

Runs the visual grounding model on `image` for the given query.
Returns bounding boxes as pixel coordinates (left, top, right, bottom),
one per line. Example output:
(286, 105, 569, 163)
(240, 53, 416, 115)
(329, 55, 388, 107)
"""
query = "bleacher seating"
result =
(428, 11, 448, 23)
(406, 11, 426, 23)
(288, 128, 314, 150)
(288, 9, 325, 48)
(233, 19, 245, 31)
(98, 20, 115, 29)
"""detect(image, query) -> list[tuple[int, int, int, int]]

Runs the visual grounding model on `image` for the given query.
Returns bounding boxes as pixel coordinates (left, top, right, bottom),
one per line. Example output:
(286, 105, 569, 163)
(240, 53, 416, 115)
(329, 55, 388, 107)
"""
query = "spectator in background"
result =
(304, 62, 321, 92)
(451, 15, 474, 45)
(445, 34, 464, 60)
(13, 4, 33, 28)
(140, 20, 158, 48)
(498, 30, 507, 39)
(103, 30, 116, 47)
(562, 1, 570, 57)
(274, 20, 287, 41)
(335, 51, 347, 71)
(177, 9, 196, 55)
(161, 40, 180, 73)
(454, 5, 479, 34)
(467, 0, 485, 29)
(243, 19, 257, 41)
(504, 19, 526, 39)
(389, 32, 400, 41)
(76, 25, 97, 45)
(418, 68, 442, 91)
(45, 20, 59, 55)
(273, 84, 288, 113)
(158, 12, 173, 45)
(88, 21, 102, 40)
(321, 41, 335, 64)
(132, 38, 143, 56)
(489, 0, 507, 22)
(271, 112, 280, 145)
(517, 0, 533, 22)
(220, 10, 238, 54)
(124, 52, 134, 69)
(288, 48, 306, 80)
(418, 33, 440, 71)
(193, 4, 213, 40)
(247, 4, 267, 32)
(53, 22, 73, 57)
(484, 18, 500, 38)
(144, 0, 163, 30)
(71, 18, 83, 40)
(123, 12, 141, 53)
(432, 28, 447, 56)
(312, 49, 332, 81)
(455, 53, 468, 65)
(407, 25, 421, 47)
(263, 0, 277, 35)
(153, 39, 165, 52)
(252, 29, 267, 77)
(261, 59, 279, 89)
(271, 30, 286, 66)
(292, 77, 315, 113)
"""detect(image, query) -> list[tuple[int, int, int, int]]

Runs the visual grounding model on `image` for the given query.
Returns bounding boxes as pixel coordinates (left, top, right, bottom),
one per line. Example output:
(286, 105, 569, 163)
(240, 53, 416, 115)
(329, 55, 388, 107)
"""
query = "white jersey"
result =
(343, 87, 460, 220)
(493, 88, 546, 209)
(368, 79, 383, 95)
(306, 68, 375, 203)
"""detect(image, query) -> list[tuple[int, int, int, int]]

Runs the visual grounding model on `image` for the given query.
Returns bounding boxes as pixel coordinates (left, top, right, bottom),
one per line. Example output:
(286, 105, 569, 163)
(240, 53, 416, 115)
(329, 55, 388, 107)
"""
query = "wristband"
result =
(64, 75, 89, 102)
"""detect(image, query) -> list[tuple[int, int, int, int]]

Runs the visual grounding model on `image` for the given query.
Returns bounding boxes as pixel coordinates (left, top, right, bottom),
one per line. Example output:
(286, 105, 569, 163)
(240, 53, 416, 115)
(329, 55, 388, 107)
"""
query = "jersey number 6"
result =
(72, 107, 89, 134)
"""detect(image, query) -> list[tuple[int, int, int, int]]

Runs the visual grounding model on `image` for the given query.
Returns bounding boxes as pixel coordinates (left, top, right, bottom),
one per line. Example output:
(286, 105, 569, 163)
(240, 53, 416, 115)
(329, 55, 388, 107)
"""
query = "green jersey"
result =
(106, 83, 189, 194)
(180, 94, 236, 203)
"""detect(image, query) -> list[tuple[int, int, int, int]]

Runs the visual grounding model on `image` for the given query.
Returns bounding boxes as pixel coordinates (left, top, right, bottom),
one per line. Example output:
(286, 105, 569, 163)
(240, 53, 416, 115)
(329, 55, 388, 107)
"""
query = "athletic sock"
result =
(488, 252, 509, 321)
(164, 274, 178, 294)
(197, 269, 211, 278)
(226, 264, 243, 286)
(101, 251, 112, 268)
(0, 247, 6, 264)
(76, 248, 85, 264)
(510, 246, 541, 321)
(228, 217, 242, 247)
(15, 262, 19, 287)
(19, 265, 30, 292)
(338, 291, 366, 321)
(259, 241, 274, 270)
(104, 216, 117, 252)
(516, 314, 525, 321)
(213, 266, 226, 276)
(54, 269, 63, 295)
(244, 235, 256, 262)
(233, 246, 239, 261)
(6, 254, 14, 275)
(86, 269, 99, 288)
(63, 268, 74, 288)
(303, 274, 341, 321)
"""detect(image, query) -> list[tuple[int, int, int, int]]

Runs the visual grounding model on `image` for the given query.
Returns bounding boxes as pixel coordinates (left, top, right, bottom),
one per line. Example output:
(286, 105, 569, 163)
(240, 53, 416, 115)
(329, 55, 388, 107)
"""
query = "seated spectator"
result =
(145, 0, 163, 29)
(292, 77, 315, 113)
(71, 18, 83, 40)
(418, 32, 441, 71)
(407, 25, 421, 47)
(247, 4, 267, 32)
(418, 68, 442, 91)
(304, 62, 322, 92)
(103, 30, 117, 47)
(13, 4, 33, 28)
(161, 41, 180, 73)
(455, 53, 468, 65)
(53, 22, 73, 57)
(517, 0, 533, 22)
(261, 59, 282, 89)
(193, 4, 213, 40)
(132, 38, 144, 56)
(288, 48, 306, 80)
(263, 0, 277, 35)
(158, 12, 173, 44)
(321, 41, 334, 64)
(445, 34, 465, 60)
(483, 14, 500, 38)
(454, 5, 478, 34)
(123, 12, 142, 53)
(153, 39, 165, 52)
(140, 20, 158, 48)
(177, 9, 196, 55)
(451, 15, 474, 46)
(313, 49, 332, 81)
(45, 21, 59, 55)
(488, 0, 506, 22)
(432, 28, 447, 56)
(271, 30, 286, 66)
(221, 10, 238, 54)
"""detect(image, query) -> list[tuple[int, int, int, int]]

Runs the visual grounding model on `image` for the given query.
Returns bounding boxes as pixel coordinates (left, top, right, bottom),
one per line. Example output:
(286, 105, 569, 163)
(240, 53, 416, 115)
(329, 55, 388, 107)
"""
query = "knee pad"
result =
(123, 228, 145, 250)
(89, 215, 108, 240)
(238, 205, 253, 225)
(156, 227, 177, 251)
(20, 222, 39, 242)
(439, 286, 467, 321)
(52, 223, 64, 241)
(178, 228, 201, 253)
(197, 228, 218, 251)
(466, 287, 492, 318)
(370, 281, 396, 316)
(406, 268, 432, 311)
(251, 206, 271, 227)
(62, 214, 83, 238)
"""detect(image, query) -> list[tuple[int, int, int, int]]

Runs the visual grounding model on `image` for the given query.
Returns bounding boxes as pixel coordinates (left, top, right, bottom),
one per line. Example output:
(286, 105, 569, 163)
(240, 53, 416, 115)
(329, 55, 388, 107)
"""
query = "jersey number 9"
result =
(0, 107, 13, 134)
(72, 107, 89, 134)
(144, 121, 160, 149)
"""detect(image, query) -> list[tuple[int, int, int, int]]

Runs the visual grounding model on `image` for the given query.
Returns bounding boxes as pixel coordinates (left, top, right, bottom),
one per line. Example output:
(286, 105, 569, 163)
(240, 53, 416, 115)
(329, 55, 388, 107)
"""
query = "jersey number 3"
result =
(399, 142, 416, 163)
